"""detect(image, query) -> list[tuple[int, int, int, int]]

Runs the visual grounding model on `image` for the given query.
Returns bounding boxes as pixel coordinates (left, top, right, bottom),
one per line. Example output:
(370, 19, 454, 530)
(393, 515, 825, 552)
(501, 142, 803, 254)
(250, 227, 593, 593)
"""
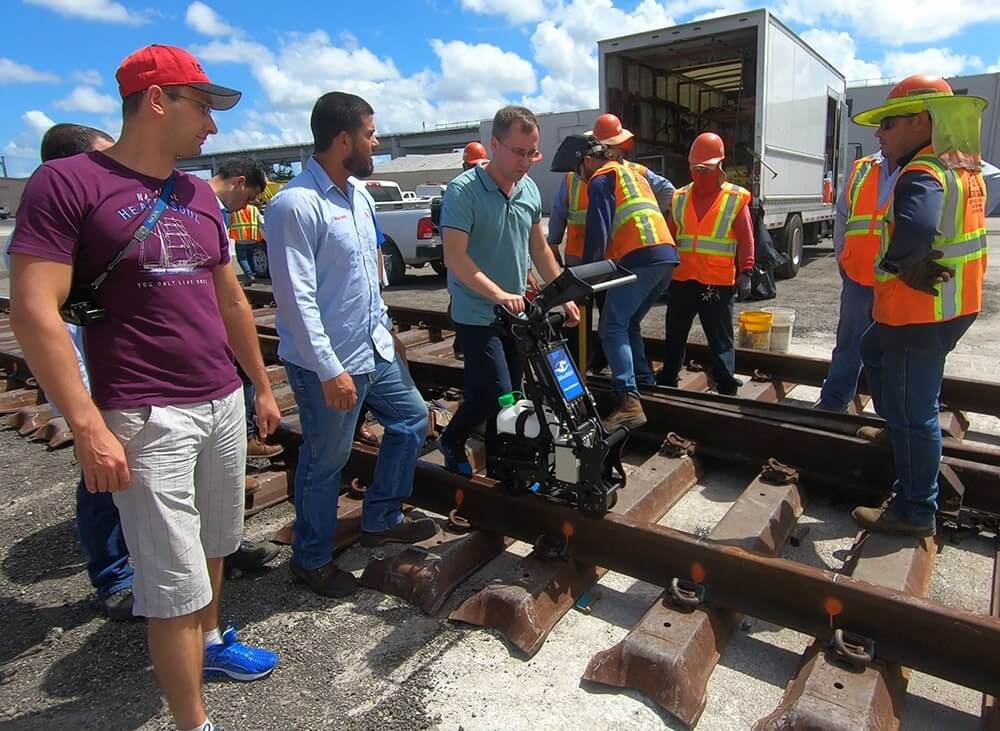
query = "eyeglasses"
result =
(165, 90, 213, 118)
(496, 138, 543, 162)
(879, 114, 917, 131)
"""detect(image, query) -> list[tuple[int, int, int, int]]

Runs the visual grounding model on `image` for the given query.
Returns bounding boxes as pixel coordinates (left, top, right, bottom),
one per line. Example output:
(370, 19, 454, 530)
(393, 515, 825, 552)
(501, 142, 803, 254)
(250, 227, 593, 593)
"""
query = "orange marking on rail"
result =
(691, 562, 706, 584)
(562, 521, 575, 539)
(824, 597, 843, 628)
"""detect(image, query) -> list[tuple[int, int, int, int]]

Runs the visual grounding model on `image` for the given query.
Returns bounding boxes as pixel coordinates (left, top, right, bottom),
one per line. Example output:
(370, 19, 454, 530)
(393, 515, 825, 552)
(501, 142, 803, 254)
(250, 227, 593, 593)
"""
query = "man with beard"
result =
(265, 92, 435, 598)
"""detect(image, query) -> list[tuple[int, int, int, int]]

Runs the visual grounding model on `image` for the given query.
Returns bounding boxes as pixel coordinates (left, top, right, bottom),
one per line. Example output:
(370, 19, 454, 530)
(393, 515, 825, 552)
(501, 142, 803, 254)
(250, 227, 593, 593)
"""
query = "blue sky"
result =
(2, 0, 998, 177)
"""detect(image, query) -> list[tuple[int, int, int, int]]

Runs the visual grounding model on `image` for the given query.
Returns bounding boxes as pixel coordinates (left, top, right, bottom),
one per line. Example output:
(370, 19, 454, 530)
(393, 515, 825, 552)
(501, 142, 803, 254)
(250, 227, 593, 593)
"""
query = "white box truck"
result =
(599, 9, 847, 277)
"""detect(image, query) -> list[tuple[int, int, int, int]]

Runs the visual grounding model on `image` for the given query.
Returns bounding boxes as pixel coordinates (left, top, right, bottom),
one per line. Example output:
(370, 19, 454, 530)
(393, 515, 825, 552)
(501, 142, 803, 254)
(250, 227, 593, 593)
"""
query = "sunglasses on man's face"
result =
(879, 114, 918, 131)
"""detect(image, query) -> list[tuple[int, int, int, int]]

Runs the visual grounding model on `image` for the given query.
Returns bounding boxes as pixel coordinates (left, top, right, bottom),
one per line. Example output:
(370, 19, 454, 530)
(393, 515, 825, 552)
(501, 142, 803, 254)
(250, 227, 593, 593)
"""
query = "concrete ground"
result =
(0, 219, 998, 729)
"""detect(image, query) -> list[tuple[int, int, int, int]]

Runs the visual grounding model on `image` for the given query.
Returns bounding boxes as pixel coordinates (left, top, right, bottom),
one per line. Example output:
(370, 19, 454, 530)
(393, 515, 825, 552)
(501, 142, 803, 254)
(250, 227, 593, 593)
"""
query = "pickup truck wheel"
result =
(383, 239, 406, 286)
(250, 245, 270, 278)
(430, 259, 447, 277)
(776, 214, 803, 279)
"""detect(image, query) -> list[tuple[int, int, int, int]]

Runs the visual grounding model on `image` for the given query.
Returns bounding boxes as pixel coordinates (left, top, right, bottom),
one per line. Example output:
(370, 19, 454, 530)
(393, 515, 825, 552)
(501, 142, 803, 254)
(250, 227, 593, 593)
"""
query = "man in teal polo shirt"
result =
(438, 105, 579, 474)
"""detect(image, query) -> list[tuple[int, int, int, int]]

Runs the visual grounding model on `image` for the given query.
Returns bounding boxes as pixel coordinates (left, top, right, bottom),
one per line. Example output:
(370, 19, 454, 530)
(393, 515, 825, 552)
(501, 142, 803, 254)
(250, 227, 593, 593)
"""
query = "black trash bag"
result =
(738, 209, 785, 302)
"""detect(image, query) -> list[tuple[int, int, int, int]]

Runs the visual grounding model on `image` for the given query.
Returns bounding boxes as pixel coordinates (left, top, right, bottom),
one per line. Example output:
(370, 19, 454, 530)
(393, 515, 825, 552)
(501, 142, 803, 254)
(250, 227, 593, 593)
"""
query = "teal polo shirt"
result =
(441, 164, 541, 326)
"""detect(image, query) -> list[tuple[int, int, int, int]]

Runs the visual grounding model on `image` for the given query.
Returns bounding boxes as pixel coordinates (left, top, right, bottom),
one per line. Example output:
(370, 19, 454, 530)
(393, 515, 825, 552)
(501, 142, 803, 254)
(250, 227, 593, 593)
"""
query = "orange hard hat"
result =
(586, 113, 634, 147)
(689, 132, 725, 167)
(887, 74, 953, 100)
(463, 141, 488, 165)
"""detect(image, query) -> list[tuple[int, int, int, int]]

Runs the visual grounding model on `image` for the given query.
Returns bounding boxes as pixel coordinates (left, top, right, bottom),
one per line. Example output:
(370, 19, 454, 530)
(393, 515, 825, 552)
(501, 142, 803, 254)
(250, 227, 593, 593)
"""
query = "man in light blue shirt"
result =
(819, 149, 1000, 411)
(265, 92, 434, 598)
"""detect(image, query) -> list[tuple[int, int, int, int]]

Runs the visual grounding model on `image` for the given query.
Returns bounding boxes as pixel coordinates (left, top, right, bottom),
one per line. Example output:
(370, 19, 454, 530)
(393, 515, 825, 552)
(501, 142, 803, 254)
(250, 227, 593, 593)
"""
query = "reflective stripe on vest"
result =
(671, 182, 751, 286)
(873, 147, 988, 325)
(565, 172, 587, 258)
(228, 206, 263, 241)
(840, 156, 886, 287)
(589, 161, 673, 262)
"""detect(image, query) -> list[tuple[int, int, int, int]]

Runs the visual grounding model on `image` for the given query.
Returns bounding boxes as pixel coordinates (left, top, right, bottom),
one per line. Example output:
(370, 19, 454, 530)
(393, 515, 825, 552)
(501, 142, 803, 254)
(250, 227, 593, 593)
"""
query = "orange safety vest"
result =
(586, 161, 673, 262)
(873, 145, 988, 326)
(841, 155, 888, 287)
(229, 205, 263, 242)
(564, 162, 652, 259)
(670, 182, 751, 286)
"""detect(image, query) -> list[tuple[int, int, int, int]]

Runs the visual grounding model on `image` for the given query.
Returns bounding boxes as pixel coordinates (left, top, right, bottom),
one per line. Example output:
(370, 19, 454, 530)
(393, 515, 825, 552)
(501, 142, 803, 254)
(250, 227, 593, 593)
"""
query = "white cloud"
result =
(23, 110, 56, 138)
(0, 57, 59, 84)
(193, 38, 273, 66)
(71, 69, 103, 85)
(431, 40, 536, 100)
(882, 49, 983, 80)
(776, 0, 1000, 46)
(24, 0, 146, 24)
(460, 0, 548, 24)
(185, 1, 238, 38)
(54, 86, 120, 114)
(801, 29, 883, 83)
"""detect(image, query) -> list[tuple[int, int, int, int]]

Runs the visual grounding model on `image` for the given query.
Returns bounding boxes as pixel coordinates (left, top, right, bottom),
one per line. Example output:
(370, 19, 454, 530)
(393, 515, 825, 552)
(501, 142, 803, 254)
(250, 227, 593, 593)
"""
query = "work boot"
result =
(852, 505, 936, 537)
(95, 588, 138, 622)
(360, 512, 439, 547)
(356, 422, 380, 447)
(856, 426, 889, 443)
(248, 435, 284, 458)
(604, 392, 647, 431)
(290, 560, 358, 598)
(226, 539, 280, 572)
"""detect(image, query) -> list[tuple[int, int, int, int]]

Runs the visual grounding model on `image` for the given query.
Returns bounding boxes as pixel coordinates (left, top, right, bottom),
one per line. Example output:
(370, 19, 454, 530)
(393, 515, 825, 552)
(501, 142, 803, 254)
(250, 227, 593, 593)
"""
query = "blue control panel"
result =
(546, 345, 585, 402)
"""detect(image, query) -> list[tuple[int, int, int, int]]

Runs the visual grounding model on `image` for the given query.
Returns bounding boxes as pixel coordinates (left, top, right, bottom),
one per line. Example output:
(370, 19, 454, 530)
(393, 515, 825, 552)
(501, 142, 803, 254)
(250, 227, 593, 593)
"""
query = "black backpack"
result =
(737, 209, 785, 302)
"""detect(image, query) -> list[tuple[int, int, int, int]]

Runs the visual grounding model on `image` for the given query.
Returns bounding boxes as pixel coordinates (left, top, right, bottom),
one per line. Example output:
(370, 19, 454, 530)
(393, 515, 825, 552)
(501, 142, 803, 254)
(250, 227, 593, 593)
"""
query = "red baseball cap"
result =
(115, 44, 242, 111)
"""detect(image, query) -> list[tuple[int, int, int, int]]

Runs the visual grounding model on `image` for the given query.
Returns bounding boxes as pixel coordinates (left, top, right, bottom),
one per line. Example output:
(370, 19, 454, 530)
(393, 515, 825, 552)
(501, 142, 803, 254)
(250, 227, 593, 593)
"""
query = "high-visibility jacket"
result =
(671, 182, 751, 286)
(229, 205, 263, 242)
(564, 161, 651, 259)
(874, 145, 988, 326)
(841, 155, 888, 287)
(587, 161, 673, 262)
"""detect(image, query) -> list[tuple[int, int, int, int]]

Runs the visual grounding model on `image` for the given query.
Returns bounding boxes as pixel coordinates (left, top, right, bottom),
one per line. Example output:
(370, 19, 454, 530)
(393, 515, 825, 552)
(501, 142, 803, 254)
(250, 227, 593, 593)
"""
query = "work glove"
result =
(736, 270, 753, 301)
(898, 250, 956, 296)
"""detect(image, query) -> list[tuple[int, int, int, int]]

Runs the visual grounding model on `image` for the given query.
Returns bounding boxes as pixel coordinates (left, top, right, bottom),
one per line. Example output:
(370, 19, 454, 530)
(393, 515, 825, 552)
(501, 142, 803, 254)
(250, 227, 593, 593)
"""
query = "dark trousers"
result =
(441, 324, 523, 450)
(76, 475, 133, 598)
(659, 279, 739, 394)
(239, 365, 256, 439)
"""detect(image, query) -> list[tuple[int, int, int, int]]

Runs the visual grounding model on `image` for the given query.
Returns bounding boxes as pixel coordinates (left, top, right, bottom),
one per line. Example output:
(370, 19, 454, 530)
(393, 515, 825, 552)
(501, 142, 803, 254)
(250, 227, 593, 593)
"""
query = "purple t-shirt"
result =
(9, 152, 241, 409)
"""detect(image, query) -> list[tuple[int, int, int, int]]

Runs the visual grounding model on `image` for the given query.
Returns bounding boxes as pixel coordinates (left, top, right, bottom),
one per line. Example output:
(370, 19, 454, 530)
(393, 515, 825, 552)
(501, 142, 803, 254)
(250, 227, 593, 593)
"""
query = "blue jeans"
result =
(860, 324, 945, 525)
(599, 261, 674, 394)
(819, 270, 874, 411)
(76, 474, 133, 598)
(442, 324, 523, 451)
(285, 356, 428, 570)
(235, 243, 257, 278)
(239, 365, 256, 438)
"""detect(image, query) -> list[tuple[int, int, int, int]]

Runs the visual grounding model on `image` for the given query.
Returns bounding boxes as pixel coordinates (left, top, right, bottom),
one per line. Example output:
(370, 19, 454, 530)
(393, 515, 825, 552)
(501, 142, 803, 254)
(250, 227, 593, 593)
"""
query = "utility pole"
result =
(0, 156, 7, 178)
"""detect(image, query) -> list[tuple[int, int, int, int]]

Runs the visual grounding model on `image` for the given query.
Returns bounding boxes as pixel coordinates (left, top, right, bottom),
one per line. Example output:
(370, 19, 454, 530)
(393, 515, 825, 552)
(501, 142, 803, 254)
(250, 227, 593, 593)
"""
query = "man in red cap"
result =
(9, 45, 279, 731)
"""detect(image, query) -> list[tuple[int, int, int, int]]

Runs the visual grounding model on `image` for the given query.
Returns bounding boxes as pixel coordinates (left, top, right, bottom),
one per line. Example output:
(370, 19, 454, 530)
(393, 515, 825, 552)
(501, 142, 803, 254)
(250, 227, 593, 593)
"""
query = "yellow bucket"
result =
(738, 311, 773, 350)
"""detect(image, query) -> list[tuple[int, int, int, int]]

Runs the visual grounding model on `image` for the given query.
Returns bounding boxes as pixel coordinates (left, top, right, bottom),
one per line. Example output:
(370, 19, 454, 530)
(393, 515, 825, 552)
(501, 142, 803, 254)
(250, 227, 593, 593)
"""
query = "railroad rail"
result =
(1, 295, 999, 727)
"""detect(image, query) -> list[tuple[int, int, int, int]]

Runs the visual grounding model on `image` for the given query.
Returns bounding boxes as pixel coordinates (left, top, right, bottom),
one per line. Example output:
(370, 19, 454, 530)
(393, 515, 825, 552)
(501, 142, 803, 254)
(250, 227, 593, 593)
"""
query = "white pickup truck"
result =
(363, 180, 444, 285)
(247, 179, 443, 286)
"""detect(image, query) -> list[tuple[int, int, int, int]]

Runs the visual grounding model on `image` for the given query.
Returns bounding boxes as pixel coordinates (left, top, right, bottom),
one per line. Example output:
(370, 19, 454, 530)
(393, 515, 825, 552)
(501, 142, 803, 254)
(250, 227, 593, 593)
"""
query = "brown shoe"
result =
(356, 422, 380, 447)
(604, 392, 647, 431)
(856, 426, 889, 443)
(290, 560, 358, 598)
(852, 505, 935, 537)
(248, 435, 284, 458)
(360, 513, 438, 547)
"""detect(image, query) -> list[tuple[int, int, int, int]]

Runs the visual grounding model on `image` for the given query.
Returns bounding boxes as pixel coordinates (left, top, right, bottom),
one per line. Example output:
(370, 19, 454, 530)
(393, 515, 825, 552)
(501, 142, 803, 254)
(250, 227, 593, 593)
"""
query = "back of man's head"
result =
(40, 123, 114, 162)
(214, 157, 268, 192)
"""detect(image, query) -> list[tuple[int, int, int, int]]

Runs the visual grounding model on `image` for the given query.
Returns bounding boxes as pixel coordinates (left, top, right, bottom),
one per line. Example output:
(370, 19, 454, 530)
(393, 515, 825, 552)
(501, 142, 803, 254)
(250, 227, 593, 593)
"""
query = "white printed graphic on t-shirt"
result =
(139, 215, 213, 274)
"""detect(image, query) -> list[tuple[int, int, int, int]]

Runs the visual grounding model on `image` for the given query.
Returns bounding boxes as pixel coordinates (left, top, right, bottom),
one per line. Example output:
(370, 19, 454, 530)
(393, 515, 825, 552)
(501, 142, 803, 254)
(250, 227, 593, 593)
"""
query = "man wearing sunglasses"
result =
(848, 74, 990, 537)
(438, 105, 579, 475)
(818, 87, 1000, 414)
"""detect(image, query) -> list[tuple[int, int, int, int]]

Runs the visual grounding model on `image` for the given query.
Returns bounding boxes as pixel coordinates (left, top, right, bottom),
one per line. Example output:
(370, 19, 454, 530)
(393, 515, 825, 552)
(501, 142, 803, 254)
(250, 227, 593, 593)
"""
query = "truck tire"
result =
(383, 239, 406, 286)
(250, 245, 270, 278)
(776, 214, 803, 279)
(430, 259, 447, 277)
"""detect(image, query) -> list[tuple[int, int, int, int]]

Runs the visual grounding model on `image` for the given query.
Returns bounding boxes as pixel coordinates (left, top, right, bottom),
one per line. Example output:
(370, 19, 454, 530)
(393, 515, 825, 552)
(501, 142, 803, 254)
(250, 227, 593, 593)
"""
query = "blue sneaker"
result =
(439, 440, 472, 476)
(204, 625, 278, 681)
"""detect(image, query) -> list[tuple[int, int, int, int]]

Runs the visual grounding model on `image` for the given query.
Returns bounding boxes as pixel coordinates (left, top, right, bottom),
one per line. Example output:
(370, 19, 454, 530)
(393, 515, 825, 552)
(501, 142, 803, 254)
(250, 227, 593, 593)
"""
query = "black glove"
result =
(736, 270, 753, 301)
(898, 250, 955, 296)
